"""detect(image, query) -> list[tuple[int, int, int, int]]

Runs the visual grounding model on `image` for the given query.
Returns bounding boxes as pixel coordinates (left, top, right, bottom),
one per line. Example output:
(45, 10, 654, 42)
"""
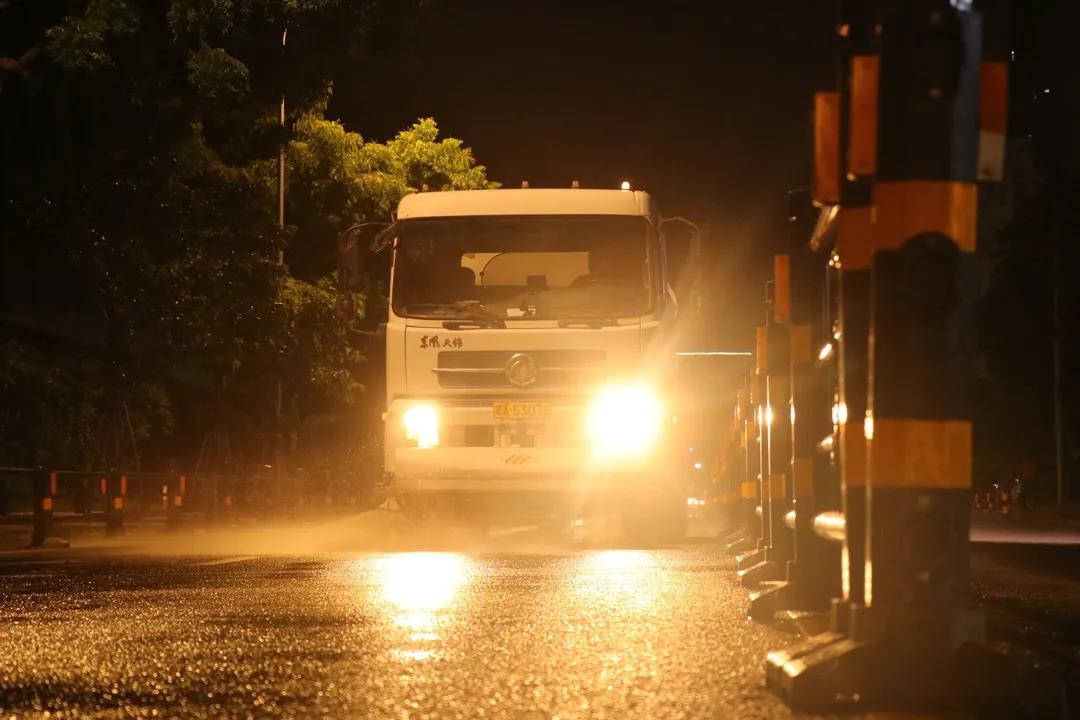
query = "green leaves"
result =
(187, 47, 250, 100)
(284, 114, 497, 278)
(167, 0, 242, 41)
(44, 0, 139, 71)
(5, 0, 496, 472)
(388, 118, 498, 192)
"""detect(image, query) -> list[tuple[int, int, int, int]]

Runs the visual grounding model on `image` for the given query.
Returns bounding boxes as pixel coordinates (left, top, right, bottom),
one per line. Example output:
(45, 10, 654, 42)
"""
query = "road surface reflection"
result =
(367, 552, 472, 663)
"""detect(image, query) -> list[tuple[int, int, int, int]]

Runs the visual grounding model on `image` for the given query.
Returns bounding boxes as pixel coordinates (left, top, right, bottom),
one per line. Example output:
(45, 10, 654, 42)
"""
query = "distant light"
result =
(620, 181, 631, 191)
(571, 180, 581, 189)
(818, 343, 834, 361)
(1044, 88, 1051, 95)
(676, 351, 753, 357)
(693, 462, 703, 470)
(521, 180, 530, 189)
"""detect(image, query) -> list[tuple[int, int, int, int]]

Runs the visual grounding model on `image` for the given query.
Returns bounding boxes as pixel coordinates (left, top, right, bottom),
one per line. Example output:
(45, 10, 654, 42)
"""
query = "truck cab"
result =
(380, 187, 688, 539)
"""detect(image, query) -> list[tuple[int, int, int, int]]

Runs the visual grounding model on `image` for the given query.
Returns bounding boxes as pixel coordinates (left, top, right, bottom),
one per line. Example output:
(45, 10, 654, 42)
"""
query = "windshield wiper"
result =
(556, 315, 619, 328)
(403, 302, 507, 328)
(442, 317, 505, 329)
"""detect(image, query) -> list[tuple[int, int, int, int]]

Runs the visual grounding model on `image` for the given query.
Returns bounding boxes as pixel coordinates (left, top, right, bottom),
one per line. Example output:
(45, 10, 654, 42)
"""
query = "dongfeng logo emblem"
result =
(505, 353, 539, 388)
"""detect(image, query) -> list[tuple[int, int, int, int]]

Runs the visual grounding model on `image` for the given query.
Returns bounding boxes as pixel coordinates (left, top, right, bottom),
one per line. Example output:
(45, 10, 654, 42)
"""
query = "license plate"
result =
(493, 401, 550, 420)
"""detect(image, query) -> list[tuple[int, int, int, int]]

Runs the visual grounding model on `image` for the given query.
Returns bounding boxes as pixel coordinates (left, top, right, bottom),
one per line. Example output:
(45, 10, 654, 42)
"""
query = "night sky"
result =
(332, 1, 836, 348)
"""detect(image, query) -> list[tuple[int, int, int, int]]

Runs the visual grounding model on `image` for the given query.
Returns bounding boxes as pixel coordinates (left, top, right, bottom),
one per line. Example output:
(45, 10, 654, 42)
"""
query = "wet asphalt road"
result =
(2, 514, 1077, 719)
(0, 521, 809, 719)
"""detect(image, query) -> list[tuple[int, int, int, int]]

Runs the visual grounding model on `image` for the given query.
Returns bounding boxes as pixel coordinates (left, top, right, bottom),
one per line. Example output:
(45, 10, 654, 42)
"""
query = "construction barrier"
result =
(711, 1, 1020, 713)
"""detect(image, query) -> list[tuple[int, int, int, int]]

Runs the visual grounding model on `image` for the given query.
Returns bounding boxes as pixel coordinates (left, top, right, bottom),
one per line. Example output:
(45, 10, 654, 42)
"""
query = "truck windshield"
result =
(392, 215, 655, 321)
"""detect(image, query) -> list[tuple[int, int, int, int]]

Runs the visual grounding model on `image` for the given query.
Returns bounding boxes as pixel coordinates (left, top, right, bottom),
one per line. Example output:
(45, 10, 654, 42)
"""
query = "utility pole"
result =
(1049, 8, 1067, 505)
(278, 24, 287, 255)
(275, 22, 287, 474)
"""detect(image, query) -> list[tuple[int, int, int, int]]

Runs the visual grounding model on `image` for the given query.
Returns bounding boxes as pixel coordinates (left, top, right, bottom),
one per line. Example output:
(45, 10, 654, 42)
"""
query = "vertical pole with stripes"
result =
(767, 257, 794, 572)
(833, 4, 878, 627)
(736, 325, 771, 572)
(857, 0, 986, 683)
(729, 373, 762, 554)
(767, 0, 1012, 712)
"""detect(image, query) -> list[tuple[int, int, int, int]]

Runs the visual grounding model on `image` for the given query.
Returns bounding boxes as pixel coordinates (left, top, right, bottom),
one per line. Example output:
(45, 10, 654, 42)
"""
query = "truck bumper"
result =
(391, 446, 655, 494)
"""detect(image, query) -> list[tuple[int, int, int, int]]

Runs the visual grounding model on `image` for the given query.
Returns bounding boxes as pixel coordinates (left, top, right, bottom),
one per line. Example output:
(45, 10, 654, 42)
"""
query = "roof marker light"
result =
(571, 180, 580, 189)
(620, 181, 631, 191)
(521, 180, 530, 189)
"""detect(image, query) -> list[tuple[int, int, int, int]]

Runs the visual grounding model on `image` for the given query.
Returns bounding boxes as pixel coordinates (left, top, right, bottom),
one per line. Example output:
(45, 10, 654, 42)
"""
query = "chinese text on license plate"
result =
(493, 401, 551, 420)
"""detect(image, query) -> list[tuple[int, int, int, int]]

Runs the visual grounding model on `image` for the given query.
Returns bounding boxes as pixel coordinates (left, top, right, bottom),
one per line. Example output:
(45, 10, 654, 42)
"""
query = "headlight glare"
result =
(403, 405, 440, 448)
(586, 383, 662, 457)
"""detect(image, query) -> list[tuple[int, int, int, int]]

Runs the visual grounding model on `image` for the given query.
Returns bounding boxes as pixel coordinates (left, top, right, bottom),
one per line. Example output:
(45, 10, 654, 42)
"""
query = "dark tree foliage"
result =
(0, 0, 494, 479)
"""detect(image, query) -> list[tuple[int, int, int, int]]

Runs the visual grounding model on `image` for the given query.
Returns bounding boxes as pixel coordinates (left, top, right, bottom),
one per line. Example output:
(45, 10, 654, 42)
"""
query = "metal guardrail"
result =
(0, 466, 374, 546)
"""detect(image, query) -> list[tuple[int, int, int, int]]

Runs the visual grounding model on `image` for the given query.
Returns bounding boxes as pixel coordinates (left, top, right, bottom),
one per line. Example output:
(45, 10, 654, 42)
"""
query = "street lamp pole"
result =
(277, 25, 287, 251)
(275, 23, 287, 473)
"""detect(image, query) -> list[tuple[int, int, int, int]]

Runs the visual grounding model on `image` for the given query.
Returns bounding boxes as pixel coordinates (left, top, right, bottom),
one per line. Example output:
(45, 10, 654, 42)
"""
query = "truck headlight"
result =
(586, 383, 662, 457)
(403, 405, 440, 448)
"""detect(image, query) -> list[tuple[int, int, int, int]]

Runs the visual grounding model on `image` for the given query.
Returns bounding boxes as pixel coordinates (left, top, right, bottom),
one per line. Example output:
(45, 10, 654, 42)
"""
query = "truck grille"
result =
(434, 350, 605, 389)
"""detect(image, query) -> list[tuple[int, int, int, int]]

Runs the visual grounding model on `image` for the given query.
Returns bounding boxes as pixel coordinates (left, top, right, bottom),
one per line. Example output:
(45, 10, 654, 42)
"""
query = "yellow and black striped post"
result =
(742, 260, 795, 588)
(834, 38, 878, 620)
(736, 328, 770, 571)
(855, 0, 991, 693)
(726, 377, 761, 555)
(751, 237, 839, 618)
(766, 1, 1012, 711)
(765, 255, 795, 571)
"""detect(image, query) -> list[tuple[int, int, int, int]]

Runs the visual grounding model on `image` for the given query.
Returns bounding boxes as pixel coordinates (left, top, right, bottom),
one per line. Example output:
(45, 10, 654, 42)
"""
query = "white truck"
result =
(366, 186, 692, 540)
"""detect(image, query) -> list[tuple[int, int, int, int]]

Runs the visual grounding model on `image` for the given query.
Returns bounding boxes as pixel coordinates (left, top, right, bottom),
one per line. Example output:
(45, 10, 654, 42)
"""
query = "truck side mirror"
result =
(338, 222, 394, 328)
(659, 217, 701, 321)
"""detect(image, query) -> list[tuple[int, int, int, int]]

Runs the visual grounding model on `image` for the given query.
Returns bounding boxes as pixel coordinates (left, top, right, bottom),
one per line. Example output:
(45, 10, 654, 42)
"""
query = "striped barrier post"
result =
(726, 381, 760, 554)
(741, 261, 795, 587)
(736, 334, 769, 571)
(766, 0, 1015, 711)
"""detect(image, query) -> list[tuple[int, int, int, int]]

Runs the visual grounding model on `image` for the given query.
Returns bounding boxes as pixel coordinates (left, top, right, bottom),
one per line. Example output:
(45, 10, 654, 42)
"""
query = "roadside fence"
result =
(0, 466, 374, 546)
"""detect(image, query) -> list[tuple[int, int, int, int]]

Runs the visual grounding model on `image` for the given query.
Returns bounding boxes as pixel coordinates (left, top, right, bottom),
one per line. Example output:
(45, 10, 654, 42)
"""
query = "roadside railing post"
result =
(727, 376, 761, 555)
(165, 474, 186, 528)
(736, 343, 768, 571)
(104, 467, 125, 536)
(30, 466, 55, 547)
(741, 262, 795, 587)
